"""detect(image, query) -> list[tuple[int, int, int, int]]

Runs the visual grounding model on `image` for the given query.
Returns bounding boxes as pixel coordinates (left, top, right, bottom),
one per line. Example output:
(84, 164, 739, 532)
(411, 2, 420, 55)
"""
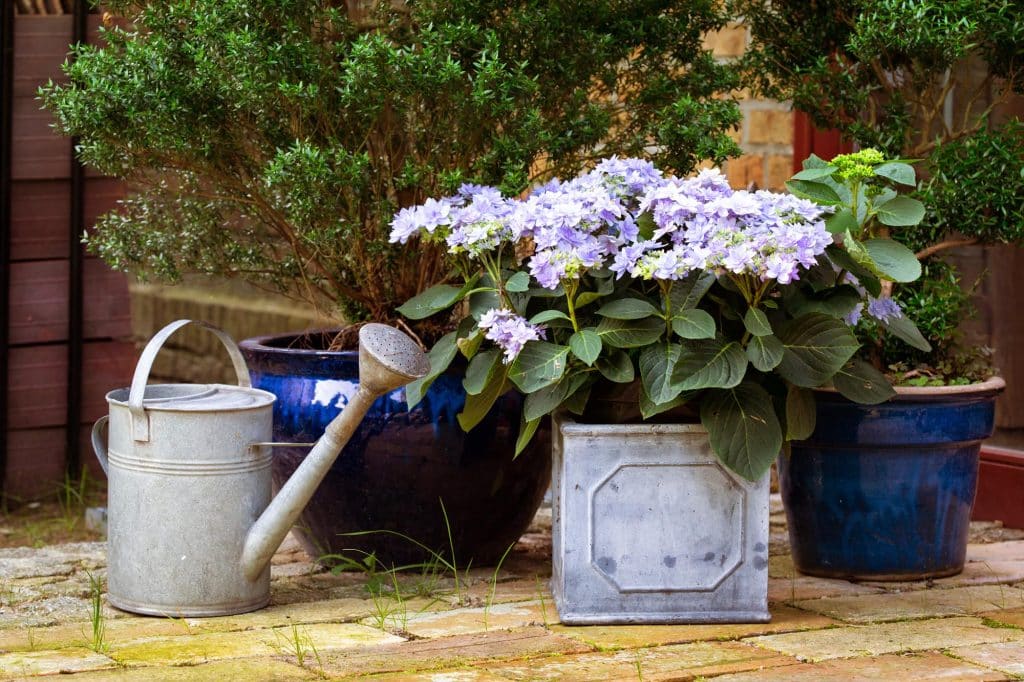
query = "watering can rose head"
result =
(391, 155, 925, 482)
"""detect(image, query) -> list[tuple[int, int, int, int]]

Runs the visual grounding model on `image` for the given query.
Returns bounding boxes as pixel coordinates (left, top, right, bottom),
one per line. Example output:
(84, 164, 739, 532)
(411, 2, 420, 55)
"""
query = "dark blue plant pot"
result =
(778, 378, 1005, 581)
(239, 330, 551, 567)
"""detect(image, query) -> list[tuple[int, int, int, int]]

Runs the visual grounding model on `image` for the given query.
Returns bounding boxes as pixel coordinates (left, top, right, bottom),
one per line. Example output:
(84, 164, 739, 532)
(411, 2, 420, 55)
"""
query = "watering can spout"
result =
(240, 324, 430, 581)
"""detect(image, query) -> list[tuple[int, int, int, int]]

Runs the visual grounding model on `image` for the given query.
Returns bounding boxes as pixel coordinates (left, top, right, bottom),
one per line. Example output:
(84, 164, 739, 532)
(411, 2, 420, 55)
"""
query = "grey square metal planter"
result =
(551, 413, 771, 624)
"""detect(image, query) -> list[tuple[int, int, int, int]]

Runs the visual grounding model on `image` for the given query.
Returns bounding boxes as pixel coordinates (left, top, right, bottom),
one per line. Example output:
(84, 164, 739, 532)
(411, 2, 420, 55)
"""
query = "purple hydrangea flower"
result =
(867, 296, 903, 322)
(477, 308, 546, 363)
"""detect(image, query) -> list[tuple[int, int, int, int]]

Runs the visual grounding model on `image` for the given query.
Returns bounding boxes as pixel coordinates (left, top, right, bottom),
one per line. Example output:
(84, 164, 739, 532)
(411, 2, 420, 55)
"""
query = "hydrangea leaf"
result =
(596, 349, 635, 383)
(672, 338, 748, 390)
(514, 416, 541, 458)
(669, 271, 717, 312)
(833, 359, 896, 405)
(524, 377, 571, 422)
(776, 313, 860, 387)
(881, 314, 933, 352)
(596, 297, 661, 320)
(457, 363, 508, 432)
(875, 195, 926, 227)
(672, 309, 716, 339)
(701, 381, 782, 482)
(405, 331, 458, 408)
(743, 308, 773, 337)
(874, 162, 916, 186)
(508, 341, 570, 392)
(505, 271, 531, 292)
(569, 329, 602, 366)
(746, 334, 784, 372)
(786, 179, 842, 205)
(463, 349, 501, 396)
(596, 316, 664, 348)
(639, 343, 683, 405)
(785, 384, 816, 441)
(863, 238, 922, 283)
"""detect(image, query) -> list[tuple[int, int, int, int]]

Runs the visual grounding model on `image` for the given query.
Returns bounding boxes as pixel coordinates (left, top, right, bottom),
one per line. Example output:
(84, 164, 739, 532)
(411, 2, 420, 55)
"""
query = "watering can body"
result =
(94, 320, 278, 616)
(93, 319, 430, 617)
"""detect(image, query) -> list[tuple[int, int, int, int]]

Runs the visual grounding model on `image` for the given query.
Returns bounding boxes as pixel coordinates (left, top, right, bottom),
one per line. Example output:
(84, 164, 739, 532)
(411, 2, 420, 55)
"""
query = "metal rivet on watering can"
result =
(92, 320, 428, 617)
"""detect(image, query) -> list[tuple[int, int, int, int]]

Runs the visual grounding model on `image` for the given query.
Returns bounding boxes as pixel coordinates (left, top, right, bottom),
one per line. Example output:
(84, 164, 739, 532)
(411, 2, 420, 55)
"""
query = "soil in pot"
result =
(239, 329, 551, 568)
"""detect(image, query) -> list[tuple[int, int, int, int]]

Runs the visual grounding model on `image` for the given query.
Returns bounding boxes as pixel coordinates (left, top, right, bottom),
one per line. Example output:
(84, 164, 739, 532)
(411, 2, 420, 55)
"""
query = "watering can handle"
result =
(91, 415, 109, 475)
(128, 319, 252, 442)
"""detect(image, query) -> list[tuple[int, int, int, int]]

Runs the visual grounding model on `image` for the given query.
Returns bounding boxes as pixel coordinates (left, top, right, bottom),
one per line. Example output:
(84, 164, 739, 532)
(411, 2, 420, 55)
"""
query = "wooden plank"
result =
(7, 258, 131, 344)
(7, 340, 134, 429)
(9, 177, 123, 260)
(986, 245, 1024, 428)
(4, 424, 103, 501)
(973, 447, 1024, 530)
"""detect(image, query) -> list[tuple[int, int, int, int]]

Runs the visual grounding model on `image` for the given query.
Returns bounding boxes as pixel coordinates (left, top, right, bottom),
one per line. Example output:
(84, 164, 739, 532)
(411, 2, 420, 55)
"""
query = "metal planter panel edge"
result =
(551, 413, 770, 624)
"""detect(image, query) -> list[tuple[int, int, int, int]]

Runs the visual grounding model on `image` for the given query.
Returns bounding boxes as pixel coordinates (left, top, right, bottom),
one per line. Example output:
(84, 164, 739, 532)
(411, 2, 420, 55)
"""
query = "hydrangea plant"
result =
(391, 157, 921, 481)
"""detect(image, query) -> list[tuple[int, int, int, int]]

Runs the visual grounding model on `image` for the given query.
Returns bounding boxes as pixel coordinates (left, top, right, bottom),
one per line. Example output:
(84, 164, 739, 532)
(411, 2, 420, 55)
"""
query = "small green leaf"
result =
(530, 309, 571, 324)
(405, 332, 457, 408)
(596, 316, 664, 348)
(875, 195, 925, 227)
(825, 207, 858, 235)
(564, 378, 592, 415)
(826, 245, 882, 297)
(882, 314, 932, 352)
(746, 334, 784, 371)
(786, 285, 862, 319)
(505, 271, 530, 292)
(508, 342, 570, 393)
(524, 378, 570, 422)
(575, 291, 603, 307)
(776, 313, 860, 387)
(639, 385, 695, 420)
(786, 179, 842, 205)
(569, 329, 602, 366)
(668, 271, 716, 312)
(874, 162, 916, 186)
(397, 283, 465, 320)
(596, 297, 660, 320)
(469, 288, 501, 319)
(743, 308, 772, 337)
(457, 364, 507, 432)
(701, 382, 783, 481)
(673, 339, 748, 390)
(672, 309, 716, 339)
(791, 166, 836, 181)
(640, 343, 683, 405)
(785, 385, 816, 440)
(457, 329, 484, 359)
(863, 239, 922, 283)
(596, 349, 635, 383)
(833, 359, 896, 404)
(463, 349, 500, 396)
(514, 416, 541, 457)
(637, 212, 656, 240)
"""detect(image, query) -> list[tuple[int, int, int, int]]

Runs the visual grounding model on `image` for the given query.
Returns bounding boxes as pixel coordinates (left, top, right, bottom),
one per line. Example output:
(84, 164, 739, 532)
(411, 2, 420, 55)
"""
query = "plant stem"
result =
(564, 279, 580, 333)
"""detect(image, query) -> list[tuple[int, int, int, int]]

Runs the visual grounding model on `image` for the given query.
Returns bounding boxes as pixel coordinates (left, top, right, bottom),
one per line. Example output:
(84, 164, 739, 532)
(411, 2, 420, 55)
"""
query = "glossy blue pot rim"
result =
(239, 329, 357, 357)
(815, 375, 1005, 403)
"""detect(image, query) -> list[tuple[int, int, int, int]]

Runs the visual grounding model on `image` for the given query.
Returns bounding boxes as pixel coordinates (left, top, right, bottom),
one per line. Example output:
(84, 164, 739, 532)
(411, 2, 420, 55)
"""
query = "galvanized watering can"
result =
(91, 319, 429, 617)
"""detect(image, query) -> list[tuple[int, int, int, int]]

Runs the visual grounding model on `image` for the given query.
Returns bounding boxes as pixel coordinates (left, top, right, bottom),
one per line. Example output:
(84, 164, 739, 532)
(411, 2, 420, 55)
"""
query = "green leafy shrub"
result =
(735, 0, 1024, 380)
(41, 0, 742, 340)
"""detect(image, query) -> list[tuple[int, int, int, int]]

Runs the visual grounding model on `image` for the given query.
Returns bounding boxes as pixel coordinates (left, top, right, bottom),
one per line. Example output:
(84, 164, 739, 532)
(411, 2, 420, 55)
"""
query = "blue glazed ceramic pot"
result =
(779, 377, 1005, 581)
(239, 330, 551, 567)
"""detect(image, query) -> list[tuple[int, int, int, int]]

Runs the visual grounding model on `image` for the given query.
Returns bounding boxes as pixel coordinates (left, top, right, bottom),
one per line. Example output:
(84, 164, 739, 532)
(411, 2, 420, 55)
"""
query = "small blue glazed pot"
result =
(778, 377, 1005, 581)
(239, 330, 551, 567)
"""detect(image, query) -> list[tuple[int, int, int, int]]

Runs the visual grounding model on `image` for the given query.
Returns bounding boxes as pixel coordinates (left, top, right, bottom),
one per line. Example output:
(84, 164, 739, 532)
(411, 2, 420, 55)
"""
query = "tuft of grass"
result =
(275, 623, 325, 678)
(982, 616, 1022, 630)
(83, 570, 107, 653)
(483, 542, 516, 631)
(535, 576, 550, 628)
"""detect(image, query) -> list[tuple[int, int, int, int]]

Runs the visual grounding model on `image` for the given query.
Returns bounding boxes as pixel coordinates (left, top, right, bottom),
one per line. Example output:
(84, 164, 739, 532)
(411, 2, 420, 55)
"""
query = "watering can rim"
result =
(104, 382, 277, 412)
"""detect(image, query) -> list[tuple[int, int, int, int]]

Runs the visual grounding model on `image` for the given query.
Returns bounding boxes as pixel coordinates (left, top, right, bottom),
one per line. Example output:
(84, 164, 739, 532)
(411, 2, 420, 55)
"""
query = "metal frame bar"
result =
(0, 0, 15, 500)
(65, 0, 88, 478)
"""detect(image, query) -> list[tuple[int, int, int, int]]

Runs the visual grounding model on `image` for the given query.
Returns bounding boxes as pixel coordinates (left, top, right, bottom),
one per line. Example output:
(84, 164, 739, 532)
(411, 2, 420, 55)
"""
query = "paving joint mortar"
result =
(1, 497, 1024, 679)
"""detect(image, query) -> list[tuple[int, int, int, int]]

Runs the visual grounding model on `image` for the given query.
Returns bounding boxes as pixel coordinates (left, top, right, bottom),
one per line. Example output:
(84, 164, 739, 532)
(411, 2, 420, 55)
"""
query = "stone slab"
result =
(357, 671, 509, 682)
(951, 640, 1024, 676)
(317, 627, 588, 678)
(980, 606, 1024, 628)
(394, 601, 550, 639)
(793, 585, 1024, 623)
(549, 605, 834, 650)
(708, 651, 1004, 681)
(485, 640, 795, 681)
(46, 657, 317, 680)
(768, 575, 884, 603)
(747, 616, 1024, 662)
(862, 561, 1024, 591)
(0, 647, 116, 679)
(108, 622, 402, 666)
(967, 541, 1024, 563)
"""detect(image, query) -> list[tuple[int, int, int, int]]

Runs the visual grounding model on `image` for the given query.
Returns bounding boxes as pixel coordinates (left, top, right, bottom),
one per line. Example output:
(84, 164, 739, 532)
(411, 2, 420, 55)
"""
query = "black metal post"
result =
(66, 0, 88, 478)
(0, 0, 15, 501)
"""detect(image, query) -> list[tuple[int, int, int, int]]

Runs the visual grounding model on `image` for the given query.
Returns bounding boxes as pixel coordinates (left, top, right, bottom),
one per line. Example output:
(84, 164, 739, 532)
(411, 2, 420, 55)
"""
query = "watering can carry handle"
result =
(128, 319, 252, 442)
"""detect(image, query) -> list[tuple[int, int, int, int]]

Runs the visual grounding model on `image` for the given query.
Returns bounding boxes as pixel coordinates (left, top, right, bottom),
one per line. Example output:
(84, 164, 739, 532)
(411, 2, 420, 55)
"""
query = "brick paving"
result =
(2, 498, 1024, 680)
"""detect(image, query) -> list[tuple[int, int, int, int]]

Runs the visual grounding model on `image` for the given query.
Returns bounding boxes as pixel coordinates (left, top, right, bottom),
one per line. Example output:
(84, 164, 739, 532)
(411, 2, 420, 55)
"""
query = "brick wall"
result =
(702, 23, 794, 190)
